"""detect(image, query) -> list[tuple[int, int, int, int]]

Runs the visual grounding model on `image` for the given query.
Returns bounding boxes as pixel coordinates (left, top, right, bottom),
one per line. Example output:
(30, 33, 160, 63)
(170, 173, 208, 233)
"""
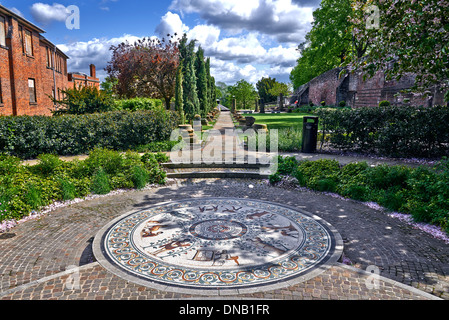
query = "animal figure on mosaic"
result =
(199, 205, 219, 212)
(213, 250, 240, 266)
(246, 211, 274, 220)
(150, 239, 191, 256)
(141, 221, 163, 238)
(167, 209, 193, 221)
(249, 237, 288, 255)
(261, 223, 299, 238)
(223, 206, 242, 213)
(192, 249, 240, 266)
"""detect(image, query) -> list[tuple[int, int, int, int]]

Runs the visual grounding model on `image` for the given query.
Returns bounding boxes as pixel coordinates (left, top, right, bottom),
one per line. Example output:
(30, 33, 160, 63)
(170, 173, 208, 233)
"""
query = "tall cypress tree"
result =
(205, 57, 213, 113)
(175, 61, 185, 124)
(195, 47, 208, 117)
(183, 56, 200, 121)
(178, 34, 199, 121)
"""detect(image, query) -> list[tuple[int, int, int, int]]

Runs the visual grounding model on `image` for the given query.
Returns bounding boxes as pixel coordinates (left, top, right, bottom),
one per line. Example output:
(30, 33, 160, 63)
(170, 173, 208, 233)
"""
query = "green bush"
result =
(131, 165, 149, 190)
(34, 154, 63, 176)
(58, 178, 76, 201)
(270, 158, 449, 233)
(114, 98, 163, 111)
(135, 140, 179, 153)
(0, 149, 169, 223)
(277, 156, 300, 176)
(23, 184, 43, 210)
(52, 86, 115, 115)
(317, 104, 449, 158)
(0, 110, 179, 159)
(294, 159, 341, 189)
(91, 168, 111, 195)
(277, 127, 303, 152)
(341, 184, 369, 201)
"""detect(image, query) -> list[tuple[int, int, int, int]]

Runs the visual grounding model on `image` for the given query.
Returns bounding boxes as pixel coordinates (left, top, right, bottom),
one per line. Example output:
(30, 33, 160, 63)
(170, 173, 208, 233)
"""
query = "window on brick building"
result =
(18, 25, 24, 53)
(46, 47, 54, 68)
(24, 29, 33, 56)
(28, 79, 36, 103)
(0, 16, 6, 47)
(56, 54, 61, 73)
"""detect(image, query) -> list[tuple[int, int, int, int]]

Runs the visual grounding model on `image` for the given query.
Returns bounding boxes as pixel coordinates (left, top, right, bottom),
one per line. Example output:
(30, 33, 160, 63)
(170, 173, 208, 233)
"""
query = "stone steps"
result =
(162, 161, 272, 179)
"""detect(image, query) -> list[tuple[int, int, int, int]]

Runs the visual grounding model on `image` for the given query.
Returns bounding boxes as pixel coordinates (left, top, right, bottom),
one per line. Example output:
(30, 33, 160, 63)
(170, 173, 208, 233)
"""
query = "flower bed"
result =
(0, 149, 169, 224)
(270, 156, 449, 235)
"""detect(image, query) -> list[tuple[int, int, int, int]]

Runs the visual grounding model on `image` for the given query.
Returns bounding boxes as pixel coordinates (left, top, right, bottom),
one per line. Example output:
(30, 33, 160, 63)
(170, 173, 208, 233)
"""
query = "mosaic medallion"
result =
(93, 198, 342, 294)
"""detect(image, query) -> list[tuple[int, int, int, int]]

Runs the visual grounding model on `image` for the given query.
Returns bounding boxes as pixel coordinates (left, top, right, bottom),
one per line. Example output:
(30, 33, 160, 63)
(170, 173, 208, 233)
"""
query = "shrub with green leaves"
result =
(52, 86, 116, 115)
(0, 110, 179, 159)
(0, 149, 169, 223)
(270, 158, 449, 233)
(131, 165, 150, 190)
(294, 159, 341, 190)
(114, 98, 163, 111)
(317, 104, 449, 158)
(91, 168, 111, 195)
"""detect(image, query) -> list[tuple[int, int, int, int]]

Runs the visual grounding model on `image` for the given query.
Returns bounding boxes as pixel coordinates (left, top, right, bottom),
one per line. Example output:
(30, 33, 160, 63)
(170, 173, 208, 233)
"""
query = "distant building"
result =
(0, 5, 100, 116)
(68, 64, 100, 89)
(291, 66, 446, 108)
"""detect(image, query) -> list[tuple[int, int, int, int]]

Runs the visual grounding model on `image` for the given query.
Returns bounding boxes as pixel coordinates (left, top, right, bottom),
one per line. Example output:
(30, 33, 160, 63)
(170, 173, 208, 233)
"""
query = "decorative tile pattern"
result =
(96, 198, 341, 291)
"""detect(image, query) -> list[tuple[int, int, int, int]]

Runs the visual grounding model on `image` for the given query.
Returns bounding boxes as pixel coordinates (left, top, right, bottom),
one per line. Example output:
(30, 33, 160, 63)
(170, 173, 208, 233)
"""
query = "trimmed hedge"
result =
(0, 110, 179, 159)
(317, 105, 449, 158)
(271, 156, 449, 233)
(114, 98, 164, 111)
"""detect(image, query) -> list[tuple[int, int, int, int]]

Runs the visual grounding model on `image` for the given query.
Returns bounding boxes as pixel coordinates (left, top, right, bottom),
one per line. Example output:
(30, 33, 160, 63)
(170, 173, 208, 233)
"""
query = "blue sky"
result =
(1, 0, 321, 85)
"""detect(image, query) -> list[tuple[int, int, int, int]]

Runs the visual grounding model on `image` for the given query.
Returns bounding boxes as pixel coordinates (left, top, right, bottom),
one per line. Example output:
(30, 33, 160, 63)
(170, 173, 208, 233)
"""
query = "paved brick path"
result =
(0, 178, 447, 300)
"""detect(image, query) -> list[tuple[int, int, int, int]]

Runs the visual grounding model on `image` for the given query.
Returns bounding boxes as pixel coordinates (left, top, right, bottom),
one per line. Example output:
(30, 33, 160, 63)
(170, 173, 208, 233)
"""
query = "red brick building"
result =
(0, 5, 100, 116)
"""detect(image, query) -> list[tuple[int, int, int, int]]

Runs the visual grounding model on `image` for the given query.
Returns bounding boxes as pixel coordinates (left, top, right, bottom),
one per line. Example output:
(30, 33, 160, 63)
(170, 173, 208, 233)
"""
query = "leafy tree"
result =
(206, 58, 216, 112)
(349, 0, 449, 100)
(183, 57, 200, 120)
(228, 80, 258, 109)
(256, 77, 277, 103)
(100, 76, 118, 97)
(175, 61, 185, 124)
(196, 46, 209, 117)
(290, 0, 367, 89)
(177, 34, 200, 120)
(106, 35, 180, 109)
(268, 82, 292, 97)
(51, 86, 115, 115)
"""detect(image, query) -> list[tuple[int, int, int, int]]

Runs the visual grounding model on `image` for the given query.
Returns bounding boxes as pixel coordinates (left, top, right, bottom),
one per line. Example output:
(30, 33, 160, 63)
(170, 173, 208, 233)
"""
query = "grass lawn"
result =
(250, 112, 316, 130)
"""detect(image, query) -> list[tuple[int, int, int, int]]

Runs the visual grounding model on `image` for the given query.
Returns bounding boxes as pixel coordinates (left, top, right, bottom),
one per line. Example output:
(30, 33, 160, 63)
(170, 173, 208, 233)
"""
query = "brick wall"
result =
(0, 5, 100, 117)
(308, 68, 344, 106)
(293, 66, 446, 108)
(0, 14, 13, 115)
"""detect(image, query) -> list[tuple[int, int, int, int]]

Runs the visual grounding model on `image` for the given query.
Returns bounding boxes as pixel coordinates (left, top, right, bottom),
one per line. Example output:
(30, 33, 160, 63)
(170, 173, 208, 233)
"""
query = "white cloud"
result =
(57, 34, 143, 82)
(30, 3, 70, 25)
(153, 11, 300, 84)
(155, 11, 189, 38)
(187, 24, 221, 48)
(169, 0, 314, 44)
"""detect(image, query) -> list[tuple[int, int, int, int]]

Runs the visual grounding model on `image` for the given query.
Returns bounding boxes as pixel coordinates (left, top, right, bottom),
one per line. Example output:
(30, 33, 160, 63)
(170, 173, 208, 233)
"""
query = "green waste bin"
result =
(301, 116, 319, 153)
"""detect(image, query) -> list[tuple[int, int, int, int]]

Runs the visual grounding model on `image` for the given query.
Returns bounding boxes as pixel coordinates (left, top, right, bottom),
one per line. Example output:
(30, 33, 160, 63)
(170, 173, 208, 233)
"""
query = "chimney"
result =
(90, 64, 96, 78)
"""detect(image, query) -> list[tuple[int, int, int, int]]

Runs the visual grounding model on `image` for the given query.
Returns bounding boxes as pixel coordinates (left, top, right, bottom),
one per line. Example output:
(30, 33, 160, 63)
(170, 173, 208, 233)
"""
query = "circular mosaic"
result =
(189, 219, 248, 240)
(93, 198, 343, 294)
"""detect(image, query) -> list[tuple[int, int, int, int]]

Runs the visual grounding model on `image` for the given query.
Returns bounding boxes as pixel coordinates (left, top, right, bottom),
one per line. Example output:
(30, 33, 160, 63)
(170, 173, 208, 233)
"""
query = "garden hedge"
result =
(271, 156, 449, 234)
(316, 105, 449, 158)
(0, 110, 179, 159)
